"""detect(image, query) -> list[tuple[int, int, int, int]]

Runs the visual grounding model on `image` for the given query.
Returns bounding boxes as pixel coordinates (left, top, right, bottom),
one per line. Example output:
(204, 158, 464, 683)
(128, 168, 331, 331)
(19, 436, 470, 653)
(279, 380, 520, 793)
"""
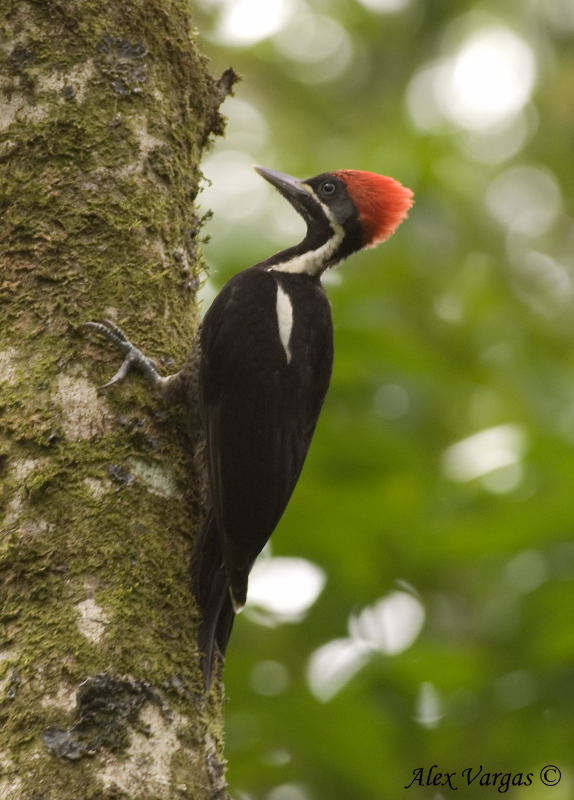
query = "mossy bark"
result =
(0, 1, 234, 797)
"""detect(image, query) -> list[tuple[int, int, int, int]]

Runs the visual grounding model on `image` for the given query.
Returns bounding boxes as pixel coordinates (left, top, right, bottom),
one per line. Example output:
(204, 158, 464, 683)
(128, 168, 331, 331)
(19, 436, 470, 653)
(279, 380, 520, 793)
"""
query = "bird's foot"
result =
(81, 319, 166, 390)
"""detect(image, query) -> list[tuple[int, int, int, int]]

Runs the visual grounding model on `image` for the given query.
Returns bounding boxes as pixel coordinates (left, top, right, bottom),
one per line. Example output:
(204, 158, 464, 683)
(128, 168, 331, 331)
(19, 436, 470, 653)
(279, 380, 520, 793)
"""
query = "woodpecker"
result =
(85, 166, 413, 687)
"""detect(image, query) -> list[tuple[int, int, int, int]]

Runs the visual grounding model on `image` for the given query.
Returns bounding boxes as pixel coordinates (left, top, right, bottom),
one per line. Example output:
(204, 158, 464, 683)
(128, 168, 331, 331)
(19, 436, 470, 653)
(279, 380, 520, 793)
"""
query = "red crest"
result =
(334, 170, 414, 248)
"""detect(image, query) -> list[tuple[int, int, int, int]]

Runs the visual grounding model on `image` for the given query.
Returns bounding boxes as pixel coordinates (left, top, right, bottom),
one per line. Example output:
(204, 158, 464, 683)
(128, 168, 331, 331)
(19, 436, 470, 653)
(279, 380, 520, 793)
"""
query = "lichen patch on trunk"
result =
(39, 685, 77, 713)
(129, 456, 183, 498)
(83, 476, 113, 498)
(11, 456, 45, 480)
(75, 598, 110, 644)
(0, 645, 20, 665)
(0, 777, 22, 800)
(0, 59, 96, 133)
(3, 493, 24, 525)
(0, 348, 18, 384)
(97, 703, 189, 798)
(55, 374, 112, 440)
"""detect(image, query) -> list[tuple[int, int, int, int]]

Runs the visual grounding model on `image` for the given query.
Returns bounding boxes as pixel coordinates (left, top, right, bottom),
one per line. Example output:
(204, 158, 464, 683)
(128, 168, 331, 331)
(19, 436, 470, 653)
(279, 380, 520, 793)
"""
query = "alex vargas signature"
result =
(404, 764, 536, 793)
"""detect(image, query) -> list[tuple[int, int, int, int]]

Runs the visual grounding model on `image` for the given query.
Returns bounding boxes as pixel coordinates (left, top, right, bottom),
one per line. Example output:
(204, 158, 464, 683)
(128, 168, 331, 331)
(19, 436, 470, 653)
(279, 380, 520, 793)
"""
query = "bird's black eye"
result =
(320, 181, 337, 197)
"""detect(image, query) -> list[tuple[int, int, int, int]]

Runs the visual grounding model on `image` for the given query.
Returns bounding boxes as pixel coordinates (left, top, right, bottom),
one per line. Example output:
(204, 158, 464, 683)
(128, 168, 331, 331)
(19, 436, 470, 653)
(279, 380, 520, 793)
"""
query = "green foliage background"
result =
(194, 1, 574, 797)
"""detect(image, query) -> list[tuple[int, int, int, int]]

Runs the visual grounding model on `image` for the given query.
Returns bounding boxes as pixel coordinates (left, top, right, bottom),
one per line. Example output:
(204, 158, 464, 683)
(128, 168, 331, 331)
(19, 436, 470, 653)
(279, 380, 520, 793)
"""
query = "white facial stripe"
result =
(275, 283, 294, 364)
(269, 188, 345, 276)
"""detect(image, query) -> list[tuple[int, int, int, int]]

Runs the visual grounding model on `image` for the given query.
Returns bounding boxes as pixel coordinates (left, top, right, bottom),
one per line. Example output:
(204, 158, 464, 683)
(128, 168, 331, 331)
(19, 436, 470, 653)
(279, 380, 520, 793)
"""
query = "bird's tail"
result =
(191, 512, 235, 688)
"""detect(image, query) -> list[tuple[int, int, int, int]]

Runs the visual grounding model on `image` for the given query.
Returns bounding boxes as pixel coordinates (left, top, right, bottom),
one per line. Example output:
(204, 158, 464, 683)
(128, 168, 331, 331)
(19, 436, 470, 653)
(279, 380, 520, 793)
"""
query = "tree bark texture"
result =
(0, 1, 233, 797)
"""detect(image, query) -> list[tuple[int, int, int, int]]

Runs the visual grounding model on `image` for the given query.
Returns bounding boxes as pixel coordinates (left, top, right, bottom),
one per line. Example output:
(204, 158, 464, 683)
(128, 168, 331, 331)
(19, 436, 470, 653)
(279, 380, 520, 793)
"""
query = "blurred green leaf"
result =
(193, 0, 574, 796)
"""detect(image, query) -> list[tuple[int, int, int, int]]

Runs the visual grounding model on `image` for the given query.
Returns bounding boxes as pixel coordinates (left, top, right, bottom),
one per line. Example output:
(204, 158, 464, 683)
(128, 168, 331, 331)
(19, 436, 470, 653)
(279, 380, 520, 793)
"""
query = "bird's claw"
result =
(81, 320, 164, 390)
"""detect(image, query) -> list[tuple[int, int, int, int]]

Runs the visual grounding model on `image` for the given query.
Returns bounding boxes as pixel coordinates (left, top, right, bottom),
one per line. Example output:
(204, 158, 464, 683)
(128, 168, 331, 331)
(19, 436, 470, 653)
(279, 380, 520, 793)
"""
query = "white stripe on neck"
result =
(275, 283, 294, 363)
(268, 196, 345, 276)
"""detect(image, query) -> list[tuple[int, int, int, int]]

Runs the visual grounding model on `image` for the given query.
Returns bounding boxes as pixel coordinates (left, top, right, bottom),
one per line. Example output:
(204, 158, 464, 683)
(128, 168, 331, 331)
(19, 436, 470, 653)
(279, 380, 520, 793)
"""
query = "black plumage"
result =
(195, 267, 333, 683)
(84, 166, 413, 688)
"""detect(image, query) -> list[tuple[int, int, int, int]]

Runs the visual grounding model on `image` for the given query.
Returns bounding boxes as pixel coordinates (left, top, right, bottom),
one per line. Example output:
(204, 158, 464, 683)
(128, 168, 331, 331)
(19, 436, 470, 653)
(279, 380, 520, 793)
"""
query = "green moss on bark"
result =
(0, 1, 234, 797)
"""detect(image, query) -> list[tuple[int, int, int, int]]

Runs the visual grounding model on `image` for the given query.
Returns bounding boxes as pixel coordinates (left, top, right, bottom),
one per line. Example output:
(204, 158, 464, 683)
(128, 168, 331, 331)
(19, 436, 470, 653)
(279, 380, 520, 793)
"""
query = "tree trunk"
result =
(0, 2, 233, 797)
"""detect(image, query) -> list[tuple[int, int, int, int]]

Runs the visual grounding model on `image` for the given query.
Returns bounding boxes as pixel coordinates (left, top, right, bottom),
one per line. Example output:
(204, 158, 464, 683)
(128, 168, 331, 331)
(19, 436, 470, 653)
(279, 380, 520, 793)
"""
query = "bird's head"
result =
(254, 165, 414, 275)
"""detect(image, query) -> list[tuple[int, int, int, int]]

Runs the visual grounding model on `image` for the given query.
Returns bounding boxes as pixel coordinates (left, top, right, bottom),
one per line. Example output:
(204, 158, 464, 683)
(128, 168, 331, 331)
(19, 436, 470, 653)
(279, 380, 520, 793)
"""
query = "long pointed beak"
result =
(254, 165, 310, 209)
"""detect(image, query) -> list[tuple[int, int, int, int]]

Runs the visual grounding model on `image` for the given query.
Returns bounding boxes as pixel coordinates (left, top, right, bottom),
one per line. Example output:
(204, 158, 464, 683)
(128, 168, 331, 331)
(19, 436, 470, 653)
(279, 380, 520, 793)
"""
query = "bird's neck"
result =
(260, 220, 346, 277)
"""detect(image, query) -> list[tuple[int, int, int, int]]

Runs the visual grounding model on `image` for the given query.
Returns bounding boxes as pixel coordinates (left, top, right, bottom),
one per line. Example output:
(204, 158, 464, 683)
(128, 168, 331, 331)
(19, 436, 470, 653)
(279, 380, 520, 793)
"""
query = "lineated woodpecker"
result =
(85, 166, 413, 686)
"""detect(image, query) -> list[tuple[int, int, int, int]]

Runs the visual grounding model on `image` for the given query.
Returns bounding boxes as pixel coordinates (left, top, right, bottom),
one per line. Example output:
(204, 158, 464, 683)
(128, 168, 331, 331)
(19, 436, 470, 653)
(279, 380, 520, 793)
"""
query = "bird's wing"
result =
(199, 268, 333, 605)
